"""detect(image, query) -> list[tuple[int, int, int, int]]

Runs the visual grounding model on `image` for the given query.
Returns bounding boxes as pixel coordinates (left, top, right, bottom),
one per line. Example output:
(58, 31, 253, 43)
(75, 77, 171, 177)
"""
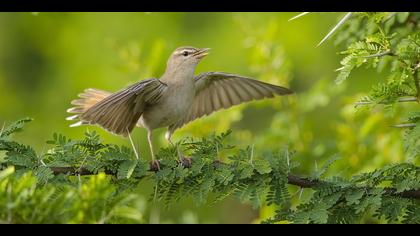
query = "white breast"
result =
(139, 81, 195, 130)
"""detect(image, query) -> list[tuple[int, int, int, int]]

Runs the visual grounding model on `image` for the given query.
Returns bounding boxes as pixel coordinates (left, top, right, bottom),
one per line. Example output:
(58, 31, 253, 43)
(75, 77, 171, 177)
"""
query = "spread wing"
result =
(67, 78, 167, 136)
(171, 72, 293, 130)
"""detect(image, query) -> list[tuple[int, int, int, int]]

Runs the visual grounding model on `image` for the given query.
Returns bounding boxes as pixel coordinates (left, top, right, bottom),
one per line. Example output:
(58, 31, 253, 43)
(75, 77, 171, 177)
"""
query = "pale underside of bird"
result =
(67, 47, 293, 165)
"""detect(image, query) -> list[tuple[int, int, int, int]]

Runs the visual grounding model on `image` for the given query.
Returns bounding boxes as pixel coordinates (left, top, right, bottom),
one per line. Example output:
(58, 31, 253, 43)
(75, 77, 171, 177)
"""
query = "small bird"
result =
(67, 46, 293, 167)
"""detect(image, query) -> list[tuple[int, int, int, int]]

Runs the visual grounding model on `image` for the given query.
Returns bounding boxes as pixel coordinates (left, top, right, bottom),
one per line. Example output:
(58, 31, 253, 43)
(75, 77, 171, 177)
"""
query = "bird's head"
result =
(166, 46, 210, 73)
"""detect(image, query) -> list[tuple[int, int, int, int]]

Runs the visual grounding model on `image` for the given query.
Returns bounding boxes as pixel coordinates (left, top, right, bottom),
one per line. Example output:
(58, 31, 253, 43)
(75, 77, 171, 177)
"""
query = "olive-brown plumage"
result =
(67, 46, 293, 161)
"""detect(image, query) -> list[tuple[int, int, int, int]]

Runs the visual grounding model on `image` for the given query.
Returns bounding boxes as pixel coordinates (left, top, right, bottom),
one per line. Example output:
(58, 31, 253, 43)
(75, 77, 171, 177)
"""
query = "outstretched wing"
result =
(68, 78, 167, 136)
(171, 72, 293, 130)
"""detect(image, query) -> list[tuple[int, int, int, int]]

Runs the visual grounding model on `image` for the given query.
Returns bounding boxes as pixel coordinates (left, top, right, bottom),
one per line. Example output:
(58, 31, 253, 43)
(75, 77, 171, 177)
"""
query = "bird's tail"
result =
(66, 88, 112, 127)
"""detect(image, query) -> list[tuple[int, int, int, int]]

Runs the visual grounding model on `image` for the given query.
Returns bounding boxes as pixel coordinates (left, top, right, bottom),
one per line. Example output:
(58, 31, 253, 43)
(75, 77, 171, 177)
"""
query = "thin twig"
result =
(398, 97, 419, 103)
(354, 97, 418, 106)
(391, 123, 417, 128)
(362, 50, 394, 58)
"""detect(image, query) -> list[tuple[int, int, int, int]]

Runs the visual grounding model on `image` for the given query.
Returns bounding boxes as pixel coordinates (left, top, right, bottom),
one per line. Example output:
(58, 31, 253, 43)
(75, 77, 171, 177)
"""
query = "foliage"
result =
(1, 118, 418, 223)
(261, 11, 420, 224)
(333, 13, 420, 161)
(0, 12, 419, 224)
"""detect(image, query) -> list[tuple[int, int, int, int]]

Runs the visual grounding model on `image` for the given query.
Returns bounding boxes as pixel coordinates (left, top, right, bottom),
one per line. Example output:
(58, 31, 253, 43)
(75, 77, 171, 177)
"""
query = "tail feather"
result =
(67, 88, 112, 127)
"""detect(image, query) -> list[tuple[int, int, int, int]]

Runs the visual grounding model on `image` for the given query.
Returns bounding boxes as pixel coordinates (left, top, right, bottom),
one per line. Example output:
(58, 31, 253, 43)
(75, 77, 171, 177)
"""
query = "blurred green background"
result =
(0, 12, 408, 223)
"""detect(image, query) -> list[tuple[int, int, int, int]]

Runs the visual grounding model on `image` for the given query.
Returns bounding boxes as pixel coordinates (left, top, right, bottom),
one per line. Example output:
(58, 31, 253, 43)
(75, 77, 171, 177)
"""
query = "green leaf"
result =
(0, 118, 33, 138)
(310, 202, 329, 224)
(239, 165, 254, 179)
(396, 12, 410, 23)
(0, 166, 15, 180)
(117, 160, 138, 179)
(33, 166, 54, 183)
(345, 189, 365, 205)
(253, 159, 272, 175)
(313, 154, 340, 179)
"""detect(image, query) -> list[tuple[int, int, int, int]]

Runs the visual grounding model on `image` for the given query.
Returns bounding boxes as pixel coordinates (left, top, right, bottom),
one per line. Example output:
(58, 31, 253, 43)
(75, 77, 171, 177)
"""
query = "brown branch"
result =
(49, 162, 420, 200)
(287, 174, 320, 188)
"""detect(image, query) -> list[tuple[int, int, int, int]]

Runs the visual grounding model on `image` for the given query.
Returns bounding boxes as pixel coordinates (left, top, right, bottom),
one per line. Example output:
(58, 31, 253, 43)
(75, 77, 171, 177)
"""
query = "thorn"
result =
(40, 159, 47, 167)
(298, 188, 304, 200)
(249, 144, 254, 165)
(0, 122, 5, 137)
(288, 12, 310, 21)
(384, 12, 396, 22)
(317, 12, 353, 47)
(153, 182, 159, 202)
(335, 66, 346, 72)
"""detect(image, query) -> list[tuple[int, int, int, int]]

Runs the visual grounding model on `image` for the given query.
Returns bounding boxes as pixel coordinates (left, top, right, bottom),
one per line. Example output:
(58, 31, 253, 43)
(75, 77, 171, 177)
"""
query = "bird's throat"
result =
(161, 65, 196, 85)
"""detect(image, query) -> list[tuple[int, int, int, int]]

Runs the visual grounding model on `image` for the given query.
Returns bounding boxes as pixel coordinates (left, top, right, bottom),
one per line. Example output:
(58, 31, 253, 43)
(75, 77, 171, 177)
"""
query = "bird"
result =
(67, 46, 293, 168)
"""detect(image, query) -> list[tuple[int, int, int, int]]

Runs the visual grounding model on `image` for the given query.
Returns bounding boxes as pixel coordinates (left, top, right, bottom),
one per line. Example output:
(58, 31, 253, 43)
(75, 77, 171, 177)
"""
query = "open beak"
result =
(194, 48, 210, 59)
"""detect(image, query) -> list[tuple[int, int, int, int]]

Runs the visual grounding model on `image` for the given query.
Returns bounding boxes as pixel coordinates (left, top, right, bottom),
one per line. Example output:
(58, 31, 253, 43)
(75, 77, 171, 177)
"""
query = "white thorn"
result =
(249, 144, 255, 165)
(288, 12, 310, 21)
(317, 12, 353, 47)
(0, 122, 5, 137)
(335, 66, 346, 72)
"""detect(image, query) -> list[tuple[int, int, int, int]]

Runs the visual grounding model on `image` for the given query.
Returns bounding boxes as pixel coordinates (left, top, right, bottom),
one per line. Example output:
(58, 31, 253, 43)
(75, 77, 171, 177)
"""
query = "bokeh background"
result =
(0, 12, 408, 223)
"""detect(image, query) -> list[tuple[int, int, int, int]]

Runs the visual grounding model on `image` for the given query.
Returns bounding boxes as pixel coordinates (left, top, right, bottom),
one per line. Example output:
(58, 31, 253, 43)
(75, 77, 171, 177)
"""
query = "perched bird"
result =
(67, 46, 293, 167)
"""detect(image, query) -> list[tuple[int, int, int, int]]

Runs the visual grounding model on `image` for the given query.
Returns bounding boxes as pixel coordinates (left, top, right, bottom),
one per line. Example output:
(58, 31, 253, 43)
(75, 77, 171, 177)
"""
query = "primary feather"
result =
(170, 72, 293, 130)
(67, 79, 167, 136)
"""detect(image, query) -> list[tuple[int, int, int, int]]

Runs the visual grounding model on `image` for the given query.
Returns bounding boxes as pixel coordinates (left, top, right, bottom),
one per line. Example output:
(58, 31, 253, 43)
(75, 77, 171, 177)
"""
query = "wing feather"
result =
(68, 78, 166, 136)
(171, 72, 293, 130)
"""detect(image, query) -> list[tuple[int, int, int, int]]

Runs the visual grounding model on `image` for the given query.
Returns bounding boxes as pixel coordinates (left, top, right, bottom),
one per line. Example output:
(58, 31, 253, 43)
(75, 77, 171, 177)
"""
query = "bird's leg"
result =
(147, 130, 160, 171)
(127, 129, 140, 160)
(165, 130, 175, 146)
(165, 130, 191, 168)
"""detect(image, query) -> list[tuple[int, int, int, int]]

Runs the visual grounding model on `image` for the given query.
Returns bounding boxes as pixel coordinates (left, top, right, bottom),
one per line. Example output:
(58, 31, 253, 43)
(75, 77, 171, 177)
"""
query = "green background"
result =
(0, 12, 407, 223)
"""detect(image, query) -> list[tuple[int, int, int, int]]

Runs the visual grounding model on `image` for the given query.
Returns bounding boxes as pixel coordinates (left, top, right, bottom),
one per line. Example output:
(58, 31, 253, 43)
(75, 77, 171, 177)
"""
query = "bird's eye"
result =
(182, 51, 189, 57)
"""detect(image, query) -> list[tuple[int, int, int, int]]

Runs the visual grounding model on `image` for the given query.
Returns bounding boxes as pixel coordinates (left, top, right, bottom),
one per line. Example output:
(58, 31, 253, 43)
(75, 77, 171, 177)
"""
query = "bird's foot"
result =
(150, 160, 161, 172)
(179, 155, 192, 168)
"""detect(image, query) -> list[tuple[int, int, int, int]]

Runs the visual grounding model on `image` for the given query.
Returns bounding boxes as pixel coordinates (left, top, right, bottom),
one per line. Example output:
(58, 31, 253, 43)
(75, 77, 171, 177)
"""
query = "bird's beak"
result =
(194, 48, 210, 59)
